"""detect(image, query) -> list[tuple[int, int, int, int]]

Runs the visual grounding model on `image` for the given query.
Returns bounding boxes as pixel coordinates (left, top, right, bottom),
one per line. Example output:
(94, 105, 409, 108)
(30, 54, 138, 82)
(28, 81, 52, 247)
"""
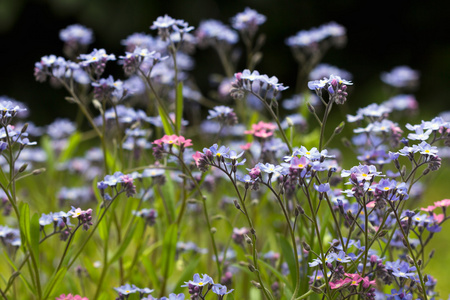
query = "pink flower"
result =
(160, 134, 179, 145)
(435, 199, 450, 207)
(176, 136, 193, 147)
(432, 213, 444, 223)
(152, 138, 163, 145)
(192, 151, 204, 166)
(245, 121, 276, 139)
(421, 205, 436, 212)
(121, 174, 134, 184)
(56, 294, 89, 300)
(254, 130, 273, 138)
(240, 142, 252, 150)
(329, 278, 352, 289)
(344, 273, 363, 286)
(361, 276, 376, 288)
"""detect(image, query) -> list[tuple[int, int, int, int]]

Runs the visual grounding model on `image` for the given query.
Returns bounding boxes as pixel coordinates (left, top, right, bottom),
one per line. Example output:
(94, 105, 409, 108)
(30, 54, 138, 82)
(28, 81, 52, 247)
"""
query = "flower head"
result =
(231, 7, 266, 34)
(181, 273, 214, 287)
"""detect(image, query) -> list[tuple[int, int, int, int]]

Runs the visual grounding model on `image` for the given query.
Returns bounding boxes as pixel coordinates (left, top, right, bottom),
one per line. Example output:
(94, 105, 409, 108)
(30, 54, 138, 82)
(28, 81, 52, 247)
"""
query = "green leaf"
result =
(157, 106, 174, 135)
(257, 259, 293, 298)
(43, 267, 67, 299)
(109, 223, 138, 264)
(30, 213, 40, 268)
(3, 252, 36, 294)
(172, 256, 201, 294)
(278, 235, 297, 289)
(40, 135, 56, 175)
(175, 81, 183, 134)
(142, 256, 160, 290)
(160, 223, 178, 278)
(58, 132, 81, 163)
(19, 202, 31, 250)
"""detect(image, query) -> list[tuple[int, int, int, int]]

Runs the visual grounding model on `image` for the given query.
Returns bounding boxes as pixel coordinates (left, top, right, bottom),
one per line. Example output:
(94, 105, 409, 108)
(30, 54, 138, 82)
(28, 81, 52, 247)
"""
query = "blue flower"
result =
(59, 24, 94, 45)
(330, 251, 352, 263)
(160, 293, 185, 300)
(212, 284, 234, 296)
(196, 20, 239, 45)
(231, 7, 266, 32)
(114, 283, 138, 295)
(381, 66, 419, 88)
(102, 171, 125, 187)
(181, 273, 214, 287)
(208, 144, 230, 158)
(314, 183, 330, 193)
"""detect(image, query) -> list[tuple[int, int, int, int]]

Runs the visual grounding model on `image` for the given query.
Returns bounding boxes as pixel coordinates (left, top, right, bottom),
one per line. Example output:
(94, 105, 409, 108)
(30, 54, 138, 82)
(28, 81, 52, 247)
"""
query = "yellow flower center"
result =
(198, 282, 204, 286)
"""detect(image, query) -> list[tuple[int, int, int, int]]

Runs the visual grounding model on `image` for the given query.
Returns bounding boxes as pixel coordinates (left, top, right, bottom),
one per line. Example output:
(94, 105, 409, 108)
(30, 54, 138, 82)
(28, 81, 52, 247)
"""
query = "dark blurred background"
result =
(1, 0, 450, 124)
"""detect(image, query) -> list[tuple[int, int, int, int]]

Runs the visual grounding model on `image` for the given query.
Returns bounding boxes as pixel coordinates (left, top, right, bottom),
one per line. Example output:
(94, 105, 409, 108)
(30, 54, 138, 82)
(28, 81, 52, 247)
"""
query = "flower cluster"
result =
(182, 273, 233, 300)
(207, 106, 238, 127)
(231, 7, 266, 35)
(152, 134, 193, 159)
(97, 171, 137, 199)
(286, 22, 346, 49)
(56, 294, 89, 300)
(114, 283, 153, 299)
(381, 65, 420, 89)
(244, 121, 276, 139)
(196, 20, 238, 46)
(231, 69, 289, 100)
(308, 74, 352, 104)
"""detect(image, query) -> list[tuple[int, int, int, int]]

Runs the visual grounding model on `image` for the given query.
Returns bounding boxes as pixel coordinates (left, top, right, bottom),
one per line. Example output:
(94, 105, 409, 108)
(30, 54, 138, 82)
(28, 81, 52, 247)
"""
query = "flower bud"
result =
(32, 168, 46, 175)
(250, 280, 262, 289)
(310, 285, 323, 294)
(21, 123, 29, 134)
(334, 121, 345, 135)
(18, 163, 28, 173)
(233, 199, 241, 210)
(302, 241, 311, 251)
(244, 234, 252, 245)
(248, 264, 256, 272)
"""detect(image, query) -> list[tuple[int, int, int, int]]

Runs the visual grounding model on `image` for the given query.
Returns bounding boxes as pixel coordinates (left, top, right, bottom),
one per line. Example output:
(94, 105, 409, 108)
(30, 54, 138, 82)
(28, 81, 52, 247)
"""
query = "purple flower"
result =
(376, 178, 397, 192)
(341, 164, 382, 183)
(114, 283, 138, 295)
(231, 7, 266, 34)
(160, 293, 185, 300)
(331, 251, 352, 263)
(78, 48, 116, 76)
(381, 66, 419, 88)
(196, 20, 238, 45)
(314, 183, 330, 193)
(212, 284, 234, 296)
(79, 48, 116, 66)
(309, 64, 353, 81)
(151, 15, 193, 41)
(181, 273, 214, 287)
(133, 208, 157, 226)
(208, 144, 230, 159)
(102, 171, 125, 187)
(46, 118, 76, 140)
(91, 75, 124, 100)
(207, 106, 238, 126)
(383, 94, 418, 111)
(391, 264, 416, 279)
(59, 24, 94, 45)
(285, 22, 346, 48)
(308, 75, 352, 104)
